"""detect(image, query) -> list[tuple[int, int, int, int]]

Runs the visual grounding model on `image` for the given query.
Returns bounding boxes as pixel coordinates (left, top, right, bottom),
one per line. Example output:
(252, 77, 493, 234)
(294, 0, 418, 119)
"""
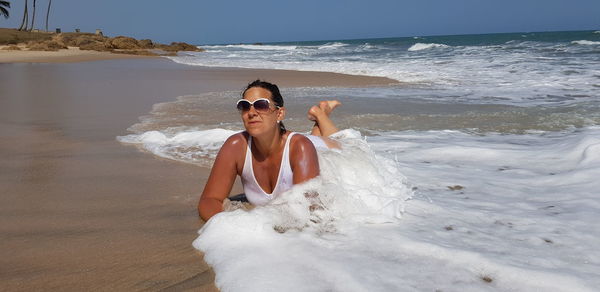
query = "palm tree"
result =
(28, 0, 36, 31)
(0, 1, 10, 19)
(18, 0, 28, 30)
(44, 0, 50, 31)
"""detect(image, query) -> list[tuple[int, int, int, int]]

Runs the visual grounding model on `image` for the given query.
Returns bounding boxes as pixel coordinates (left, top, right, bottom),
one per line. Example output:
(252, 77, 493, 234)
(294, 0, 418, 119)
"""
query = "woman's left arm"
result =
(290, 135, 320, 184)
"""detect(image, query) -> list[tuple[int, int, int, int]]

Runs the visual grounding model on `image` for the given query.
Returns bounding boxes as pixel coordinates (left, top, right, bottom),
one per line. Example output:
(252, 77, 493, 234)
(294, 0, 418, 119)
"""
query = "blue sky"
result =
(2, 0, 599, 44)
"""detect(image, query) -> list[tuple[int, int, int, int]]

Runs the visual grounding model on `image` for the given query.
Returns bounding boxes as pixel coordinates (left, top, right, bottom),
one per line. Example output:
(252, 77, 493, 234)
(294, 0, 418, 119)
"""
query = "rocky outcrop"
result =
(54, 33, 105, 47)
(138, 39, 154, 49)
(108, 36, 141, 50)
(7, 30, 204, 56)
(157, 42, 203, 52)
(26, 40, 68, 51)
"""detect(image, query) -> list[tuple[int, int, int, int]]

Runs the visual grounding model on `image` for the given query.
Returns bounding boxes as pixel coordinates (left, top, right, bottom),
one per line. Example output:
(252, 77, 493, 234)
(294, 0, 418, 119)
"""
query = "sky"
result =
(1, 0, 599, 44)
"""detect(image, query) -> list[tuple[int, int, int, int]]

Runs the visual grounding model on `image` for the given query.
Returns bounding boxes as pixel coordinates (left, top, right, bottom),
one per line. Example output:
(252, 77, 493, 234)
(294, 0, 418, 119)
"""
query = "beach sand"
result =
(0, 46, 159, 63)
(0, 56, 394, 291)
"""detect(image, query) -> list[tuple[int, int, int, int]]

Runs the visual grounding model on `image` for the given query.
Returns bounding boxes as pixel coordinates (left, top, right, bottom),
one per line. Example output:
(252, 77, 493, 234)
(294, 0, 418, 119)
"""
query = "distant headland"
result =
(0, 28, 203, 56)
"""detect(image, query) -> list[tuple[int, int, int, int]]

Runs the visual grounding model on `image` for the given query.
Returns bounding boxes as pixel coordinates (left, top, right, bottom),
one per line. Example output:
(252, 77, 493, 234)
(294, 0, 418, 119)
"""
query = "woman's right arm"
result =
(198, 134, 244, 222)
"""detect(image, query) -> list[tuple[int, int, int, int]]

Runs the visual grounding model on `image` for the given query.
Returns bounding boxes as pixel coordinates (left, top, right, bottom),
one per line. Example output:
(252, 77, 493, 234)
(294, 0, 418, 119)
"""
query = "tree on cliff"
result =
(28, 0, 36, 31)
(0, 1, 10, 19)
(18, 0, 27, 30)
(44, 0, 50, 31)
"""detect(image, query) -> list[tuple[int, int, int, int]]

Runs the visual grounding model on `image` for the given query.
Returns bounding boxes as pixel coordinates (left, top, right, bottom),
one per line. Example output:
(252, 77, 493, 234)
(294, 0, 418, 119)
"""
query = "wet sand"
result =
(0, 58, 394, 291)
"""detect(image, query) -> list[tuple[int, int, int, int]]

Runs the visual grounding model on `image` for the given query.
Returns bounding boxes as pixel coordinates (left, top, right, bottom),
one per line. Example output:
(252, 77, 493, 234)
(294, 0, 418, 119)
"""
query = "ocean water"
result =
(119, 31, 600, 291)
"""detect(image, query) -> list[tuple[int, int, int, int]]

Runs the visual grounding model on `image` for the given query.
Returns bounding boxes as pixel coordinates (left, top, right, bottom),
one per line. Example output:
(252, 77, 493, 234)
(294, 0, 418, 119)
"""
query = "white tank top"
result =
(241, 132, 296, 206)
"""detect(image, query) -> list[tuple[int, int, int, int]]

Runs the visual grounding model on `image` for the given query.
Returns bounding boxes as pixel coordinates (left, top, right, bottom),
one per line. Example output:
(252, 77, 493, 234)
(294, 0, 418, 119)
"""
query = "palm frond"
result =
(0, 1, 9, 18)
(0, 7, 9, 19)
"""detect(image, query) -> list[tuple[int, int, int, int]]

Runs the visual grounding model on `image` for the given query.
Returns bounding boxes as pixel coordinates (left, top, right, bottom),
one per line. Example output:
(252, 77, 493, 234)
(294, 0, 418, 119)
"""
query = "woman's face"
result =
(240, 87, 284, 137)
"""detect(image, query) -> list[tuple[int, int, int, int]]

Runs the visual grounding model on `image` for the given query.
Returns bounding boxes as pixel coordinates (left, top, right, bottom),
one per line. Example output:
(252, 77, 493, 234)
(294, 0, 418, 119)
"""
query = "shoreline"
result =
(0, 57, 393, 291)
(0, 46, 398, 86)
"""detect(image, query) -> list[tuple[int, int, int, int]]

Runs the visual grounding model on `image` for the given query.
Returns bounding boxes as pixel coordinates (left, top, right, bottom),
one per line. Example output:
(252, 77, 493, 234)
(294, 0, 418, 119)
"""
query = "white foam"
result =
(571, 40, 600, 45)
(407, 42, 449, 51)
(208, 44, 298, 51)
(190, 127, 600, 291)
(193, 129, 413, 291)
(117, 128, 236, 165)
(317, 42, 348, 50)
(168, 38, 600, 106)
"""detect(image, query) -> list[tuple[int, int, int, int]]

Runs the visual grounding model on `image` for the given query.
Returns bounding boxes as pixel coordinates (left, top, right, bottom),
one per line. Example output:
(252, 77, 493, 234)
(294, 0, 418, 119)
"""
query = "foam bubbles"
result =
(214, 44, 299, 51)
(317, 42, 348, 50)
(191, 127, 600, 291)
(407, 42, 450, 51)
(571, 40, 600, 45)
(117, 128, 236, 165)
(193, 129, 413, 291)
(169, 33, 600, 106)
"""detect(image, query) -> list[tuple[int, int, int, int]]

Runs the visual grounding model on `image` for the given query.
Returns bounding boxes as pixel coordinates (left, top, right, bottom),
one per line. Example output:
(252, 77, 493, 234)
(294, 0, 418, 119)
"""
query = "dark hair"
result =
(242, 79, 287, 134)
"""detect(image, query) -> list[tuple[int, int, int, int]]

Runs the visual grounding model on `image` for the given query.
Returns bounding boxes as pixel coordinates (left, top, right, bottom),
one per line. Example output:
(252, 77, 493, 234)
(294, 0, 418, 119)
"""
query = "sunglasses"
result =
(236, 98, 280, 112)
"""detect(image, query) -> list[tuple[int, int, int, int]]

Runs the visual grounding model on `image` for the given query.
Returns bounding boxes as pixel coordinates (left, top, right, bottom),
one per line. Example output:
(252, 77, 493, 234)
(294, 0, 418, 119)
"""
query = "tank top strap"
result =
(275, 132, 295, 193)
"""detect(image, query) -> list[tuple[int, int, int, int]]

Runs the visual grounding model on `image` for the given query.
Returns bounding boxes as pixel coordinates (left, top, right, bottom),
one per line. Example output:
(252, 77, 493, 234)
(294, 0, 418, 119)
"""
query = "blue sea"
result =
(173, 30, 600, 107)
(120, 30, 600, 291)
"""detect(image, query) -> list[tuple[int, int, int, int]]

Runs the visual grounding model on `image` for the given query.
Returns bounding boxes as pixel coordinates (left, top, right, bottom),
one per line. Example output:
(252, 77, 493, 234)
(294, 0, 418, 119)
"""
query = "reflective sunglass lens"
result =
(253, 100, 271, 111)
(236, 100, 251, 111)
(236, 99, 273, 112)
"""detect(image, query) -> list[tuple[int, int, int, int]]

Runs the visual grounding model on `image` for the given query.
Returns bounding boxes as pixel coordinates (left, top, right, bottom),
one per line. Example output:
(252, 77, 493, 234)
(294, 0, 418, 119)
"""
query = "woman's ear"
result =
(277, 107, 286, 122)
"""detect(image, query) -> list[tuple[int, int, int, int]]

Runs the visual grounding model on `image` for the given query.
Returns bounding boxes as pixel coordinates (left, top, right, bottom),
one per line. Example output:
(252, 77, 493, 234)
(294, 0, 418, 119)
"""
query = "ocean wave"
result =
(408, 42, 449, 51)
(209, 44, 298, 51)
(357, 43, 376, 50)
(317, 42, 348, 50)
(571, 40, 600, 45)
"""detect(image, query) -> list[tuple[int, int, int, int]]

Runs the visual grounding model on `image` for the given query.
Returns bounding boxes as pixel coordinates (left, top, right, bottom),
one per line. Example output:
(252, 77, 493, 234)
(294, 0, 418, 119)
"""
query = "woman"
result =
(198, 80, 341, 221)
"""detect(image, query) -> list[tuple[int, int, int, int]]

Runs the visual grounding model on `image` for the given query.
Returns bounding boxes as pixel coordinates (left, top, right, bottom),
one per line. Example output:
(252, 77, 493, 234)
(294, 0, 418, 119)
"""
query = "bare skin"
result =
(308, 100, 342, 149)
(198, 87, 321, 221)
(308, 100, 341, 137)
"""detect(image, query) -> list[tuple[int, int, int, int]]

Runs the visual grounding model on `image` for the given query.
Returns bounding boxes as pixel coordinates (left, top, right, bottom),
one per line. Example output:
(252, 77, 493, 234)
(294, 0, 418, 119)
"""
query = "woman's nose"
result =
(247, 106, 259, 116)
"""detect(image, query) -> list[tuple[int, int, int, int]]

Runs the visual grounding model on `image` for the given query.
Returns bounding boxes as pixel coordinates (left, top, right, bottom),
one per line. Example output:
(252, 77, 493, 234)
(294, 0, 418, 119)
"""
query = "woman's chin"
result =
(245, 126, 277, 138)
(245, 127, 264, 137)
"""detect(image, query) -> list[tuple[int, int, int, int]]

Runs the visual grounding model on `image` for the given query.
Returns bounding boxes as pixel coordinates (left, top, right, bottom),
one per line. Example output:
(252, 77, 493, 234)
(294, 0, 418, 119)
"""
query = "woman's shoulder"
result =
(221, 131, 249, 151)
(289, 132, 311, 144)
(289, 132, 317, 155)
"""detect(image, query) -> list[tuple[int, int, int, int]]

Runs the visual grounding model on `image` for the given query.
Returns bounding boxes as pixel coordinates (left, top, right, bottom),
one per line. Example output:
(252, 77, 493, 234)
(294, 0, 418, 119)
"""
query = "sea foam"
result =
(407, 42, 449, 51)
(571, 40, 600, 45)
(117, 128, 236, 165)
(193, 129, 413, 291)
(117, 114, 600, 290)
(168, 34, 599, 106)
(189, 127, 600, 292)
